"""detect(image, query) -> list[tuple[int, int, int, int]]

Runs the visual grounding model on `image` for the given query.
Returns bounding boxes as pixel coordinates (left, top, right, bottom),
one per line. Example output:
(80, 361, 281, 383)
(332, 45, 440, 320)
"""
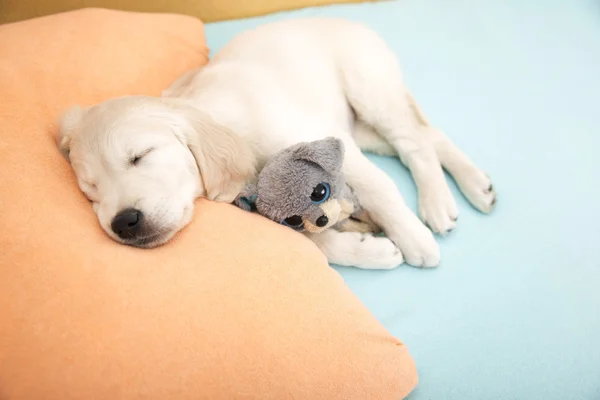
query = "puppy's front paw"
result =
(418, 184, 459, 235)
(354, 233, 404, 270)
(308, 230, 403, 270)
(392, 211, 440, 268)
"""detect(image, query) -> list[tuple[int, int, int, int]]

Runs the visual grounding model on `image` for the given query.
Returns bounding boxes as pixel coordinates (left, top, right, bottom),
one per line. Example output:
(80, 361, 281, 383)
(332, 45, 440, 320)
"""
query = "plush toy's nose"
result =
(316, 215, 329, 227)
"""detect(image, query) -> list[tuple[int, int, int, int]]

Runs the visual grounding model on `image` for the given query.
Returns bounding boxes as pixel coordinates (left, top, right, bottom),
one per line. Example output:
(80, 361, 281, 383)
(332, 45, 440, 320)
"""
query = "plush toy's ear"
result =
(56, 105, 86, 161)
(292, 137, 345, 174)
(233, 183, 258, 212)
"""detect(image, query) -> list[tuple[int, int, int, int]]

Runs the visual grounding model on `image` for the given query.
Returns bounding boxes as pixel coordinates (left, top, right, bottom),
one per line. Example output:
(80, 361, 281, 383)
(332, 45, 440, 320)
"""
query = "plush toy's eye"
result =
(282, 215, 304, 229)
(311, 182, 330, 204)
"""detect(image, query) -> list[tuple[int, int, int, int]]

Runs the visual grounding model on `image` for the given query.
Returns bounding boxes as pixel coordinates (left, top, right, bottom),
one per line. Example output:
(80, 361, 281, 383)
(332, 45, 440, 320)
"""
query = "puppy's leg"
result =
(401, 93, 496, 213)
(343, 142, 440, 267)
(306, 230, 403, 270)
(349, 73, 496, 216)
(338, 29, 458, 236)
(353, 120, 396, 156)
(423, 125, 497, 213)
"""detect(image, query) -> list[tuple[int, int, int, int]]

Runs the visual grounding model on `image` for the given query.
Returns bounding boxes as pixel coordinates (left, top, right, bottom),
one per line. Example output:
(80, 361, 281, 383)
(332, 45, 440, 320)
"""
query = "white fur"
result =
(58, 18, 495, 267)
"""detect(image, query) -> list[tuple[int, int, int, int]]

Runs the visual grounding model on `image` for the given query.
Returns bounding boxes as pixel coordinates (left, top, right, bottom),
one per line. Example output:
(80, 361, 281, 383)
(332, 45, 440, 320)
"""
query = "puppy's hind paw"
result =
(459, 170, 497, 214)
(418, 184, 459, 236)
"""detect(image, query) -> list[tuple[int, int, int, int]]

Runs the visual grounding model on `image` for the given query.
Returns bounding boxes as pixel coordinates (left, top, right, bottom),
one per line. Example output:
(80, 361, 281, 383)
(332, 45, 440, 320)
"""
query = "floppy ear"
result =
(166, 100, 257, 203)
(233, 183, 258, 212)
(56, 105, 86, 161)
(292, 137, 345, 174)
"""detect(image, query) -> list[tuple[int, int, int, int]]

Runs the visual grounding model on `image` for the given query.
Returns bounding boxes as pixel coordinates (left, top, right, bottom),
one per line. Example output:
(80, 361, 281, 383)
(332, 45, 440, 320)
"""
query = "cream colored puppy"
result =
(58, 18, 496, 268)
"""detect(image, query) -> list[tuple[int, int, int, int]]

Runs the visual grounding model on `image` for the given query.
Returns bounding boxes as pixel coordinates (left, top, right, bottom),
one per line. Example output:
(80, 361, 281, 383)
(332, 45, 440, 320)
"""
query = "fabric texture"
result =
(0, 8, 417, 400)
(203, 1, 600, 399)
(0, 0, 378, 24)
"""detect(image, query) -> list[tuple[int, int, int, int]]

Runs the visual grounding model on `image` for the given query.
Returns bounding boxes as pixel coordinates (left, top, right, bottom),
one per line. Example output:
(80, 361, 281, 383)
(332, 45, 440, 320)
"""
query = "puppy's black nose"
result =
(316, 215, 329, 227)
(111, 208, 143, 239)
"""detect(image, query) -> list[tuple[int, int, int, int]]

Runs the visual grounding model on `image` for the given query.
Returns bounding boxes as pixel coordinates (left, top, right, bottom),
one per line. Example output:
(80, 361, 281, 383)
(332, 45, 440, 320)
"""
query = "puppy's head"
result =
(236, 137, 346, 233)
(57, 96, 255, 247)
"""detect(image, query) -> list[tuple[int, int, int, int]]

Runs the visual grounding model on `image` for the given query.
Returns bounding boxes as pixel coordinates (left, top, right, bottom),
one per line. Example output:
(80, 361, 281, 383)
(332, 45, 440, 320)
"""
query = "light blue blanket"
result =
(205, 1, 600, 398)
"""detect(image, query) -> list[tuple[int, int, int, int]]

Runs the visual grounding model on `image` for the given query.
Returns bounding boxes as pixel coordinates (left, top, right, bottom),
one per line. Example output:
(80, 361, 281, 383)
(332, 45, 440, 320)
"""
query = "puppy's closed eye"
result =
(130, 148, 154, 166)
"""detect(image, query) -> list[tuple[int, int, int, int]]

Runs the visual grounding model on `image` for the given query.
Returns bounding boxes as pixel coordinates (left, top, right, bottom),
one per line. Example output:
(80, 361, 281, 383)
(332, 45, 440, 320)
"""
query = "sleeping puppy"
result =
(57, 18, 496, 268)
(57, 98, 255, 248)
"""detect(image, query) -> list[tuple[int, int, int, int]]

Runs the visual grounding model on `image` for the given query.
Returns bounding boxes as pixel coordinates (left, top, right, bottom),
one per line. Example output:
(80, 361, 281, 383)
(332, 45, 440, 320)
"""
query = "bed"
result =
(204, 1, 600, 398)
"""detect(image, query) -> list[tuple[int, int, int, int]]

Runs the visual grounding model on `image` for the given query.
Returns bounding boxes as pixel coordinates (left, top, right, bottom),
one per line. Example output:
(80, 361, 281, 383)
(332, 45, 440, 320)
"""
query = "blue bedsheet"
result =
(205, 1, 600, 398)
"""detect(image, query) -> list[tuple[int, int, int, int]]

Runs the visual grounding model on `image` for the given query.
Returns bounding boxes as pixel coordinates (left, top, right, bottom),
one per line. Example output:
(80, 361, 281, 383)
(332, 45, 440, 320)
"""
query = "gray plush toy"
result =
(234, 137, 380, 234)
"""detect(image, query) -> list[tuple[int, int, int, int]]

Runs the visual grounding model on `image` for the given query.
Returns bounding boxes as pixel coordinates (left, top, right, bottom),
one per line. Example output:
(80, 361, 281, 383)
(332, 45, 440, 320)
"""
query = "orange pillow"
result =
(0, 9, 418, 399)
